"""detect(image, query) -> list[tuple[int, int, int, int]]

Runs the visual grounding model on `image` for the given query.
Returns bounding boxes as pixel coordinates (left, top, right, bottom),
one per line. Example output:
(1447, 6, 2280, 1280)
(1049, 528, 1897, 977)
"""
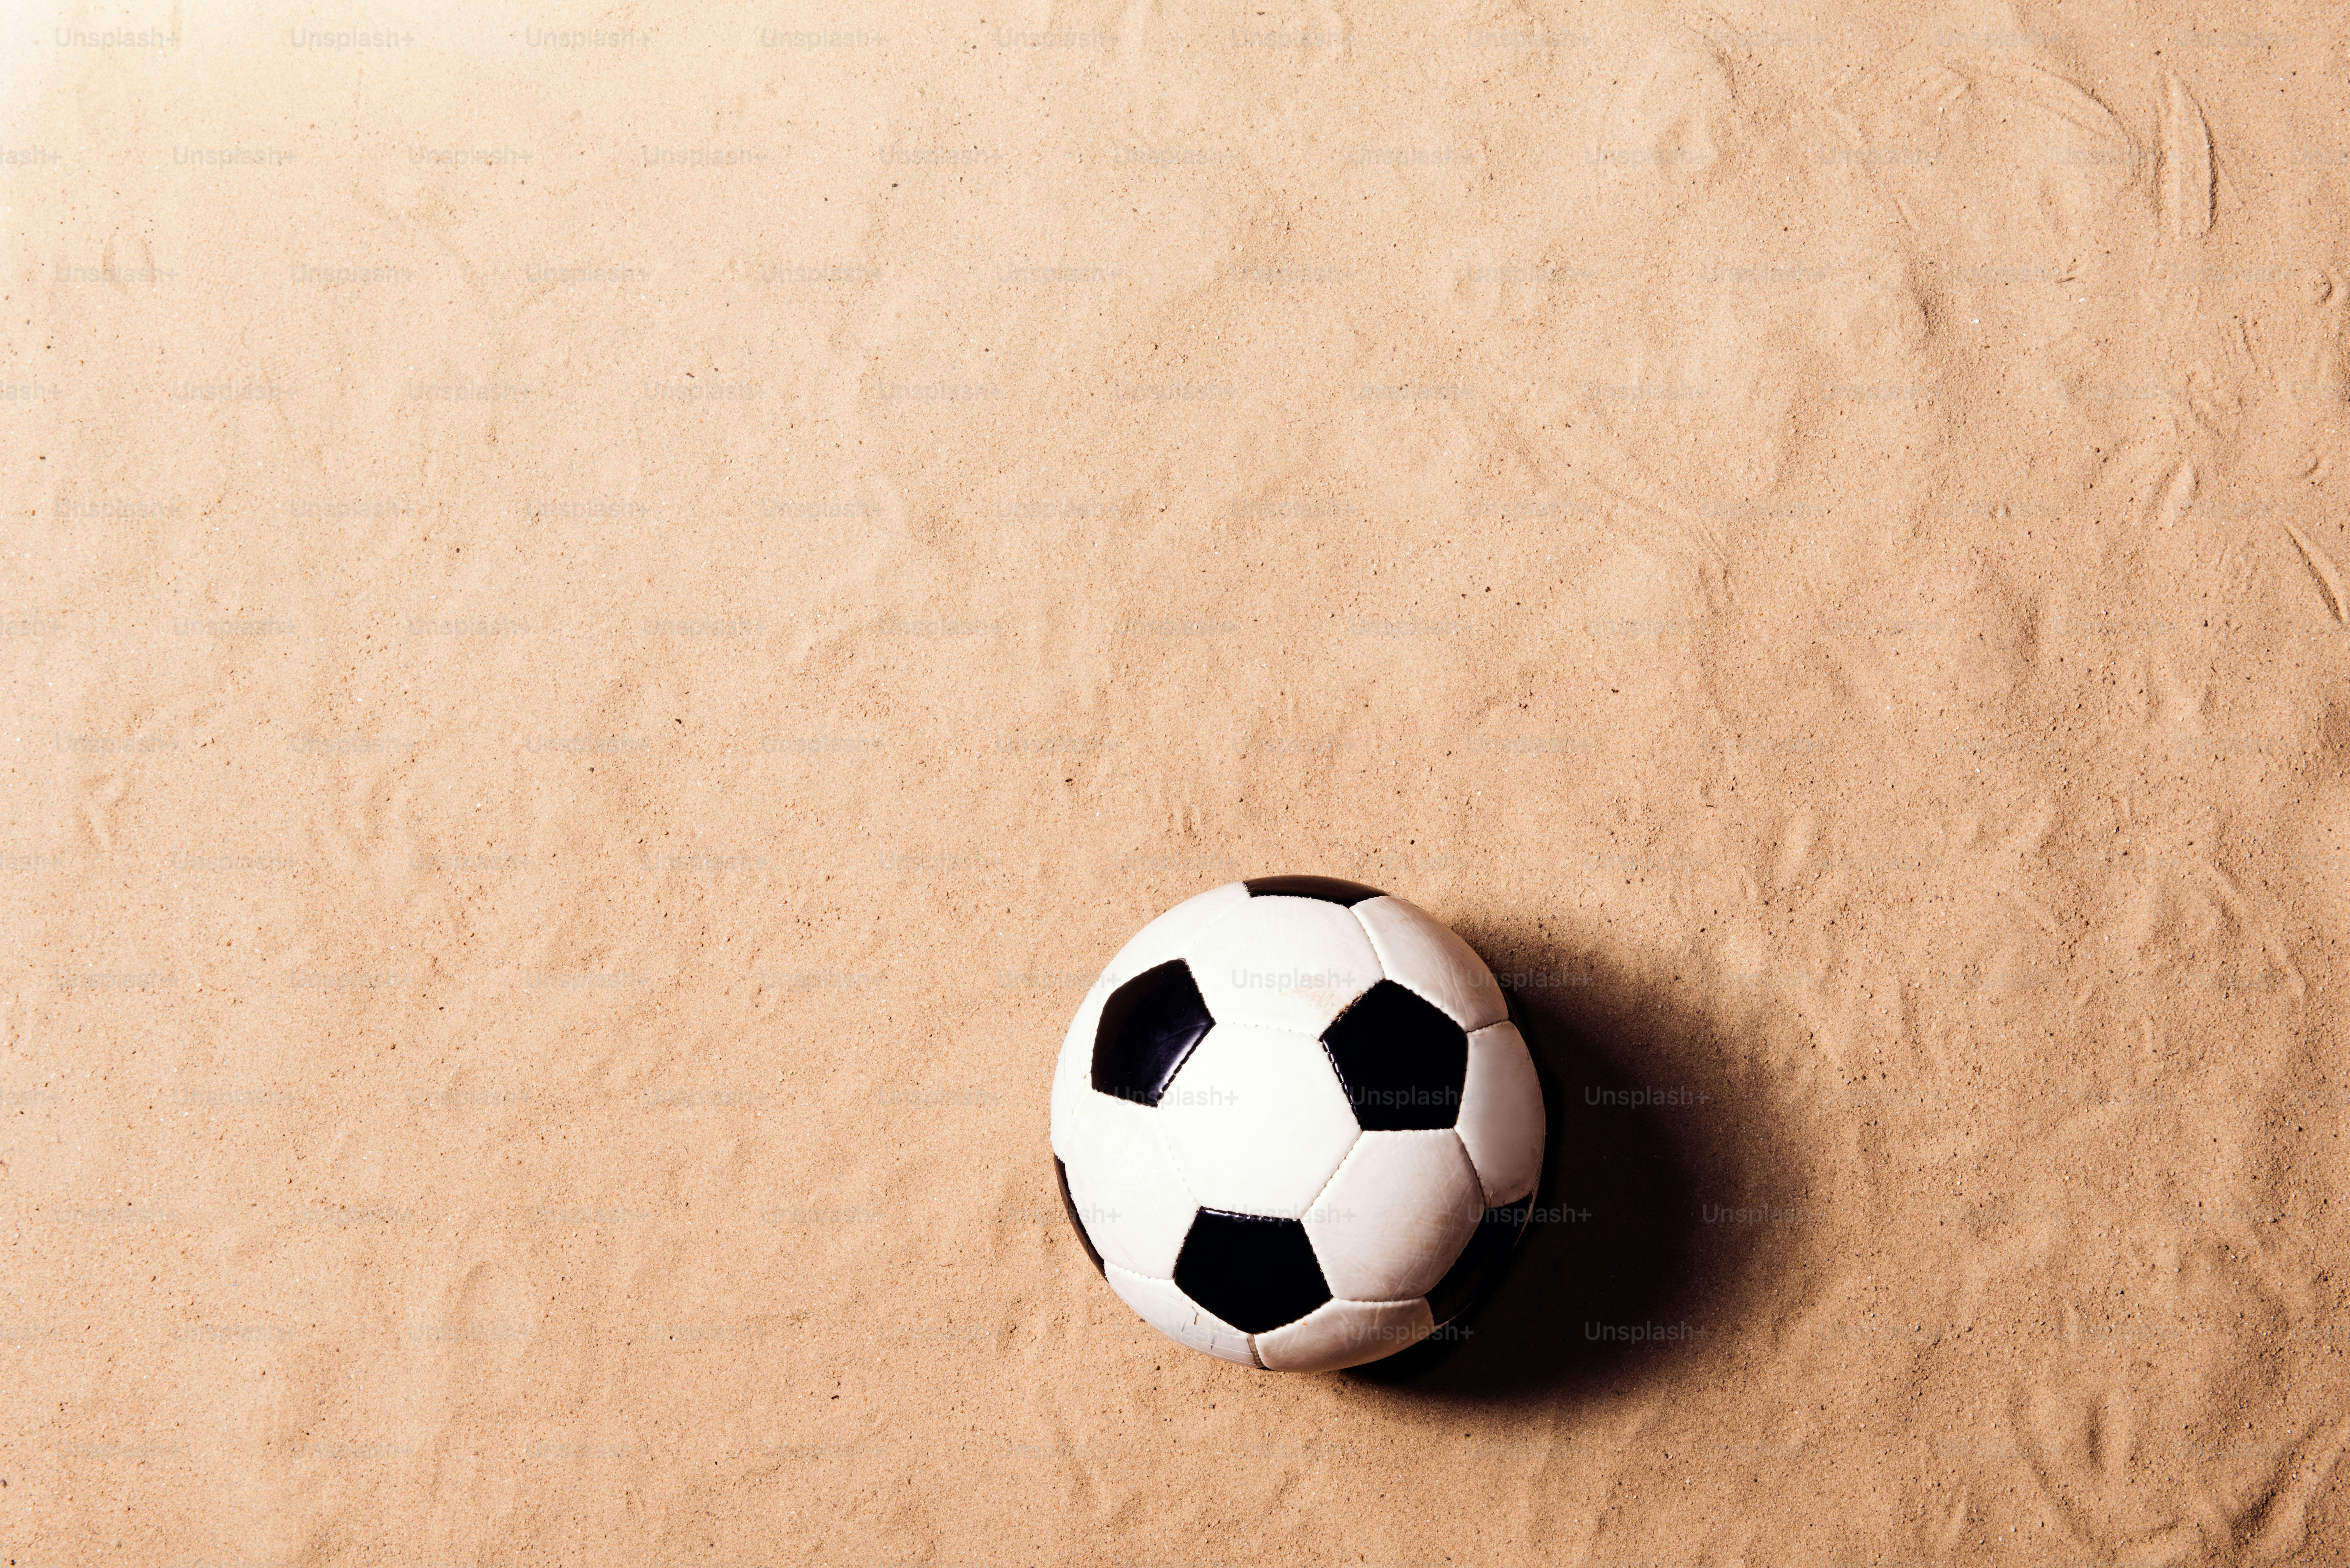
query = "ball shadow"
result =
(1344, 934, 1786, 1407)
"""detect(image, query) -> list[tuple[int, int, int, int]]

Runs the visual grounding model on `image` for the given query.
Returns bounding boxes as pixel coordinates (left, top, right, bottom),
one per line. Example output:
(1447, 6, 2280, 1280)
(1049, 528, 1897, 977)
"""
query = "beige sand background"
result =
(7, 0, 2350, 1562)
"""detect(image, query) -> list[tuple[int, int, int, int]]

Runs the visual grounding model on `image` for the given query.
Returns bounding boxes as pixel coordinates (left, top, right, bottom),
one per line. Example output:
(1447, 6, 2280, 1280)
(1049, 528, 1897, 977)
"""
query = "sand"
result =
(6, 1, 2350, 1563)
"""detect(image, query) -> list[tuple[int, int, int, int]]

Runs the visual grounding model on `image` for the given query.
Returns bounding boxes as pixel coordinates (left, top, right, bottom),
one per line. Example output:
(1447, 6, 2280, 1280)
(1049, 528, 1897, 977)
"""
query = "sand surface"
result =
(7, 2, 2350, 1563)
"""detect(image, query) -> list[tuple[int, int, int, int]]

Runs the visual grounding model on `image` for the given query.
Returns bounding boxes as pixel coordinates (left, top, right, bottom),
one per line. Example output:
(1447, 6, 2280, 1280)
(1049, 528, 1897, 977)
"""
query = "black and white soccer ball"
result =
(1050, 876, 1545, 1372)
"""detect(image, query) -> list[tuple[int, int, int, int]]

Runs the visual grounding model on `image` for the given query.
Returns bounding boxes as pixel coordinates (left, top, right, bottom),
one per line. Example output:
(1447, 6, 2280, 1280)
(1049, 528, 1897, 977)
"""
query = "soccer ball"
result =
(1050, 876, 1545, 1372)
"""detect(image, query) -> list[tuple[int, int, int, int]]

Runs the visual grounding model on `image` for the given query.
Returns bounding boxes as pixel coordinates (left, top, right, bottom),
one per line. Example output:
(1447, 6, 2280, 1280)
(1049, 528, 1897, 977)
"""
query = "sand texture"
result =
(7, 1, 2350, 1563)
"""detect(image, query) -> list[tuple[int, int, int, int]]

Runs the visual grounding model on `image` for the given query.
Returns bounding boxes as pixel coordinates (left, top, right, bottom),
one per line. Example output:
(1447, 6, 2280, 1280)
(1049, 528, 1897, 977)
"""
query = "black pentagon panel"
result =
(1054, 1157, 1105, 1276)
(1241, 875, 1386, 906)
(1174, 1210, 1332, 1333)
(1318, 979, 1470, 1131)
(1091, 959, 1215, 1107)
(1425, 1198, 1532, 1326)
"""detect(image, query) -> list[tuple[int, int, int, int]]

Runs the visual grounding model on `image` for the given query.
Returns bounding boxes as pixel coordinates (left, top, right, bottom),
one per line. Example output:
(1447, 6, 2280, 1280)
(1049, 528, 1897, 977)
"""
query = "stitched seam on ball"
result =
(1329, 1297, 1433, 1310)
(1094, 881, 1249, 994)
(1211, 895, 1382, 979)
(1188, 1296, 1252, 1344)
(1356, 1130, 1483, 1300)
(1309, 1029, 1376, 1197)
(1353, 898, 1505, 1032)
(1454, 1044, 1504, 1206)
(1157, 880, 1254, 963)
(1391, 971, 1475, 1033)
(1102, 1259, 1165, 1288)
(1301, 1124, 1369, 1223)
(1220, 1019, 1343, 1044)
(1350, 901, 1466, 1028)
(1460, 1029, 1537, 1206)
(1146, 1111, 1203, 1223)
(1438, 1127, 1498, 1279)
(1346, 896, 1399, 982)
